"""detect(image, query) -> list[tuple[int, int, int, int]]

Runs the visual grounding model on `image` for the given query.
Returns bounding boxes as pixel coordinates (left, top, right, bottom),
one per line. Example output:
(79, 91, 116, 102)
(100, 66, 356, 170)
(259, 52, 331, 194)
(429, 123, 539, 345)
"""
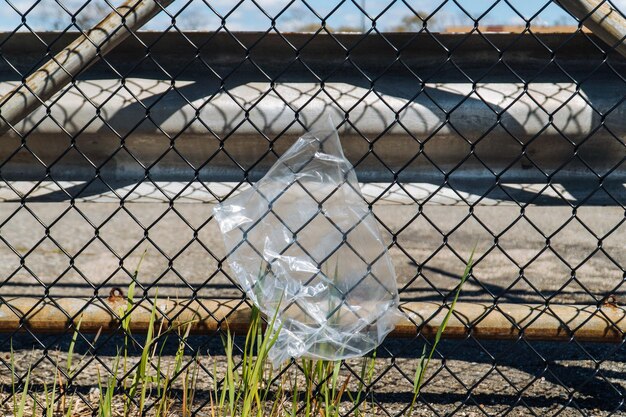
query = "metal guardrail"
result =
(2, 32, 625, 185)
(2, 31, 626, 209)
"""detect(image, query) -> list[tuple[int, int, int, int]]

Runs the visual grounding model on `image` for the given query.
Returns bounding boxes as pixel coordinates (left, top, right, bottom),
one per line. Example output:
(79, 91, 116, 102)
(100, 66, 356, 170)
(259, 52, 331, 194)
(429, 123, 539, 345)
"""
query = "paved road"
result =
(0, 201, 624, 304)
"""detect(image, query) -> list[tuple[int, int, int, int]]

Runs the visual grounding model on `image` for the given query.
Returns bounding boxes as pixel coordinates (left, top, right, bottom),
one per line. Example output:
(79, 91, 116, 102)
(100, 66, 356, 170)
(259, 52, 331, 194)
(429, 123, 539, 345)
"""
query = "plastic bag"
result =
(213, 118, 401, 365)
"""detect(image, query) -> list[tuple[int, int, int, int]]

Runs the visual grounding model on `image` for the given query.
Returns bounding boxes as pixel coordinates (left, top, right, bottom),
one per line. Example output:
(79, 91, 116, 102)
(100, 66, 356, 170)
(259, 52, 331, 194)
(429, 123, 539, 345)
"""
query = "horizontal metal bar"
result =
(1, 32, 623, 73)
(0, 297, 623, 342)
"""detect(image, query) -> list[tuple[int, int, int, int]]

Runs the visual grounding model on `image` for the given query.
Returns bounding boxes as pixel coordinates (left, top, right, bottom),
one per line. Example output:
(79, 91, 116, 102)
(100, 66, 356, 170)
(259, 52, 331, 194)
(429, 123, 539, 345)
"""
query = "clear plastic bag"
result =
(213, 118, 401, 365)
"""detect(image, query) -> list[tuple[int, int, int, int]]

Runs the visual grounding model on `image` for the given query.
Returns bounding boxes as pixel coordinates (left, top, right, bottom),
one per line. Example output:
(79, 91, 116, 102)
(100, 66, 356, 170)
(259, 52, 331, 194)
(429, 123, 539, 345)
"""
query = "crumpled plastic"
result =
(213, 118, 401, 365)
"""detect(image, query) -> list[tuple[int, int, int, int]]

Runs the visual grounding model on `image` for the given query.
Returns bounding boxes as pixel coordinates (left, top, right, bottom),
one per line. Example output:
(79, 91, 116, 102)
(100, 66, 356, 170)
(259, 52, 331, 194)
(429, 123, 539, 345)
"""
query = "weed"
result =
(407, 250, 474, 415)
(4, 254, 472, 416)
(15, 366, 30, 417)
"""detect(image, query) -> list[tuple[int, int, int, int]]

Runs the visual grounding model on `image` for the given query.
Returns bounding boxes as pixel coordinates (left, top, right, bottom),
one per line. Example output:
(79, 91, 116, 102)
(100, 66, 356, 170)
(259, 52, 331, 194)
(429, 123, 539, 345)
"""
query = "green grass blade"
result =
(139, 294, 158, 414)
(291, 365, 299, 417)
(221, 329, 235, 417)
(44, 365, 58, 417)
(408, 250, 474, 415)
(66, 316, 82, 377)
(10, 341, 17, 414)
(64, 397, 73, 417)
(16, 367, 30, 417)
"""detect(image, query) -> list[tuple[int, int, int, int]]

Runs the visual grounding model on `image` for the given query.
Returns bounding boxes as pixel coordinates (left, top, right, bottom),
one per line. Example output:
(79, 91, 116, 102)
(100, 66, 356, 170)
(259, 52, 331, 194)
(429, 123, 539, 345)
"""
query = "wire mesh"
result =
(0, 0, 625, 415)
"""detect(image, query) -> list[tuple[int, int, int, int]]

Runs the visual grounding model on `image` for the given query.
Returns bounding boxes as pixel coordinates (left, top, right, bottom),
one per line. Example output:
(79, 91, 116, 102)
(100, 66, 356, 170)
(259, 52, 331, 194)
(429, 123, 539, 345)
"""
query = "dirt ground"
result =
(1, 334, 624, 416)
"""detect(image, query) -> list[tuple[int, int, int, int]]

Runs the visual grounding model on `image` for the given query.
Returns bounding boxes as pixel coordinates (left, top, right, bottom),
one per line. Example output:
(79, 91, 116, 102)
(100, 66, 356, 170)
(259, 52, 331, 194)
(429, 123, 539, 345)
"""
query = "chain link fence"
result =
(0, 0, 626, 415)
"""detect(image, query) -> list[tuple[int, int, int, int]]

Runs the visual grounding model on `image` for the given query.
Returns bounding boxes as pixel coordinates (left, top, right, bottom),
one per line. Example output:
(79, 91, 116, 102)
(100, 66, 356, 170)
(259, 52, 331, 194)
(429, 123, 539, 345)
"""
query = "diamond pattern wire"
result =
(0, 0, 625, 415)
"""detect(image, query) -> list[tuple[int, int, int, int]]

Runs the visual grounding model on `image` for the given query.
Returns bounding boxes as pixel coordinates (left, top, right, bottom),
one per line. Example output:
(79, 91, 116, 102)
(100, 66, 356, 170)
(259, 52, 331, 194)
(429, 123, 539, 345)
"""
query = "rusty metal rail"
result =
(1, 297, 624, 343)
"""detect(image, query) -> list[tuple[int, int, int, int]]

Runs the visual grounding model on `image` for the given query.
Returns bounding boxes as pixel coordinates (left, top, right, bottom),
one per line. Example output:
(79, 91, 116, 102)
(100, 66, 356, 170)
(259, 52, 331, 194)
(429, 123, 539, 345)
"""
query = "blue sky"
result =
(1, 0, 625, 32)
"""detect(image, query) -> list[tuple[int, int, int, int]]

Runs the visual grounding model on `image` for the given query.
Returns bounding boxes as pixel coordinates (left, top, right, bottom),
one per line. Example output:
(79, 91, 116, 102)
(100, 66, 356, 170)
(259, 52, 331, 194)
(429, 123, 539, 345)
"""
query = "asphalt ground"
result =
(0, 202, 624, 304)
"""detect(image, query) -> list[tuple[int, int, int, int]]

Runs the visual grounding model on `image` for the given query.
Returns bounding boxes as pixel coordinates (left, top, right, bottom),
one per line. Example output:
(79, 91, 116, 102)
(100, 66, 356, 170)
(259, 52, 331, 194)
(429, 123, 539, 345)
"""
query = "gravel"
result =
(0, 333, 624, 416)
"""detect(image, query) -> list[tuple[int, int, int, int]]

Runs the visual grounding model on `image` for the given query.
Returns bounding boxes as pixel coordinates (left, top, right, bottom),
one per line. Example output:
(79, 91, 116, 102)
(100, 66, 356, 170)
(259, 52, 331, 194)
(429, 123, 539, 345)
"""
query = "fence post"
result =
(557, 0, 626, 58)
(0, 0, 174, 136)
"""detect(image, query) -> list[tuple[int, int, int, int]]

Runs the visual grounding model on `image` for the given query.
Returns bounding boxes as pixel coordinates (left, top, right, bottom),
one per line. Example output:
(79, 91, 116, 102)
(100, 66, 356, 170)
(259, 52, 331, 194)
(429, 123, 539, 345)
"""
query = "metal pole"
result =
(0, 297, 624, 342)
(361, 0, 366, 32)
(0, 0, 174, 136)
(557, 0, 626, 58)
